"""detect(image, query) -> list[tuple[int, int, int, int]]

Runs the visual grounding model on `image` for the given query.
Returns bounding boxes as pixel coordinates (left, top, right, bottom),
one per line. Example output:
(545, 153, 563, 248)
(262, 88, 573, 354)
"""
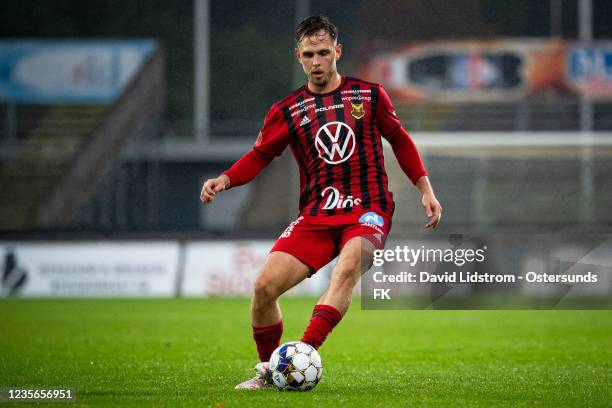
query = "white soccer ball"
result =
(269, 341, 323, 391)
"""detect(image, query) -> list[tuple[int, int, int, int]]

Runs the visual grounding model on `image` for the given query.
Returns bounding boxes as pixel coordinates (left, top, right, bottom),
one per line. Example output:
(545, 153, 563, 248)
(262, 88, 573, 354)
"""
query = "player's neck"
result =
(307, 73, 342, 94)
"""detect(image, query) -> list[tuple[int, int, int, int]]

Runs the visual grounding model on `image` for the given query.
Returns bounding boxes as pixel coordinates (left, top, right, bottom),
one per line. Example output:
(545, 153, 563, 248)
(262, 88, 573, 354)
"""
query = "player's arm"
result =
(376, 86, 442, 228)
(200, 103, 290, 204)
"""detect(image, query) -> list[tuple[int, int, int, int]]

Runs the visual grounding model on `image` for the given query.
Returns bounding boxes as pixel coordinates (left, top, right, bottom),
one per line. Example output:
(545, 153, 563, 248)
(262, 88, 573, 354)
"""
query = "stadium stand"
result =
(0, 47, 165, 231)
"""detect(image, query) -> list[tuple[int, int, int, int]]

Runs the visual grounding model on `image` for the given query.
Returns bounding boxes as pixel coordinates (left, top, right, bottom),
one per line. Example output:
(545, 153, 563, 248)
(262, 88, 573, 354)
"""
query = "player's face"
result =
(296, 30, 342, 91)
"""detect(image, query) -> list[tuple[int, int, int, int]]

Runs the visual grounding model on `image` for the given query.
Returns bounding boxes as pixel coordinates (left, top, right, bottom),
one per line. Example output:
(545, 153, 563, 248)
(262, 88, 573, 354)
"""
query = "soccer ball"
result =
(269, 341, 323, 391)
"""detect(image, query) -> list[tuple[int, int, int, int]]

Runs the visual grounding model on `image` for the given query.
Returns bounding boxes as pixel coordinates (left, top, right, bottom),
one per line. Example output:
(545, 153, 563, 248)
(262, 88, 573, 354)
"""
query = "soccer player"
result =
(200, 15, 442, 389)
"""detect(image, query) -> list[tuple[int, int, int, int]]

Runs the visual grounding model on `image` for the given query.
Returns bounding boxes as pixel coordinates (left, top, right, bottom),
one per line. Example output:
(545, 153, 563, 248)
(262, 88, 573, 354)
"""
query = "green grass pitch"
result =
(1, 298, 611, 407)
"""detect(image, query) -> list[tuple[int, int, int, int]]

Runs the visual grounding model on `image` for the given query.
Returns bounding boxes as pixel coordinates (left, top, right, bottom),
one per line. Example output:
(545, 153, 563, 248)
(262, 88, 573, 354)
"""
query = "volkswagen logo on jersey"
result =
(359, 212, 385, 227)
(315, 121, 356, 164)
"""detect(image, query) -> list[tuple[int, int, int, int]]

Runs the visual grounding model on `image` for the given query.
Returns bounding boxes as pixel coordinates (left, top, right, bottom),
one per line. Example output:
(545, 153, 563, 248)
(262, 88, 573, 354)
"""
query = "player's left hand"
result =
(422, 193, 442, 229)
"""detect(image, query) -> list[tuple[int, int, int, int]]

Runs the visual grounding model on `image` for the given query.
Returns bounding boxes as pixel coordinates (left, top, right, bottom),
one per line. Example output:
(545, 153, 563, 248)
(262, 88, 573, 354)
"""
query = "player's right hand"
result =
(200, 174, 230, 204)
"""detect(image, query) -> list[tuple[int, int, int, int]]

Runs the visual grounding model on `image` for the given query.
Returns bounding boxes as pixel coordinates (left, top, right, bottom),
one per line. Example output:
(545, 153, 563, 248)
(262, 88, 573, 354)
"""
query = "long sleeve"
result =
(376, 86, 427, 185)
(223, 149, 274, 187)
(223, 103, 290, 187)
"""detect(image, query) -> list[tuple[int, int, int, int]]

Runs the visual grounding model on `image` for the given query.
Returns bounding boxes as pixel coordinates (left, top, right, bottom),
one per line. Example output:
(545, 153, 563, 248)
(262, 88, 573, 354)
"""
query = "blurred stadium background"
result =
(0, 0, 611, 300)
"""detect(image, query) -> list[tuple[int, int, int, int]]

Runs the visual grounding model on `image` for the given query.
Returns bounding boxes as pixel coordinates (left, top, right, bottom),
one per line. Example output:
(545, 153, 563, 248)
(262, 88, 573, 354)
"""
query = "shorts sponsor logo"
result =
(280, 216, 304, 238)
(321, 186, 362, 210)
(361, 223, 384, 235)
(359, 212, 386, 235)
(315, 121, 356, 164)
(359, 212, 385, 227)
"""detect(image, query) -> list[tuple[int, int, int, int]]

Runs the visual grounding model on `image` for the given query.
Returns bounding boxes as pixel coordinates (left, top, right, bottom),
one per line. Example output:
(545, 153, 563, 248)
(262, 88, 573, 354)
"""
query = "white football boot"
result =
(234, 362, 273, 390)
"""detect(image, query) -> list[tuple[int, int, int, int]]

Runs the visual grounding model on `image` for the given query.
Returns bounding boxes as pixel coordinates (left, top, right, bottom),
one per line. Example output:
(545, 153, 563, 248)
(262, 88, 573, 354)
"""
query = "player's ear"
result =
(294, 47, 301, 62)
(335, 43, 342, 60)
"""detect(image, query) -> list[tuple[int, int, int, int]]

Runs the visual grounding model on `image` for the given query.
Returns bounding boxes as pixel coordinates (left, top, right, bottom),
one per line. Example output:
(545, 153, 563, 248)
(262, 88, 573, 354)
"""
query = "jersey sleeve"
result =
(376, 85, 427, 185)
(223, 103, 290, 187)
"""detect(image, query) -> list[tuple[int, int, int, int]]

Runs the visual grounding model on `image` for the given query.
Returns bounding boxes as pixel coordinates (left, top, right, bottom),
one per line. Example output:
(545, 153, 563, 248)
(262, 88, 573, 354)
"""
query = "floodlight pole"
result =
(578, 0, 593, 53)
(293, 0, 310, 89)
(550, 0, 562, 38)
(579, 0, 594, 223)
(194, 0, 210, 142)
(579, 0, 593, 132)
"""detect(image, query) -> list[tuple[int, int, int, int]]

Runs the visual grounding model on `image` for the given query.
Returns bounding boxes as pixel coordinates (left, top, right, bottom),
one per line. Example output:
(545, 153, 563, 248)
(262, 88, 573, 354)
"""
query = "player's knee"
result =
(332, 256, 361, 286)
(340, 255, 361, 275)
(253, 275, 278, 303)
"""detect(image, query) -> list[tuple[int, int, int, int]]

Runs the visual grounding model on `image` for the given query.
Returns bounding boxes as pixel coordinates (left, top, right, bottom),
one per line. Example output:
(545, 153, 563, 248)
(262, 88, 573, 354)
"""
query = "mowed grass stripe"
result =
(0, 298, 610, 407)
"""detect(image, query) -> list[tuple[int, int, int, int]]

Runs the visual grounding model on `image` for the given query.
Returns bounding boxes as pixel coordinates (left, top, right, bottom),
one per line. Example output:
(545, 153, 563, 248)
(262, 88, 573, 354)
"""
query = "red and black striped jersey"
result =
(224, 76, 426, 218)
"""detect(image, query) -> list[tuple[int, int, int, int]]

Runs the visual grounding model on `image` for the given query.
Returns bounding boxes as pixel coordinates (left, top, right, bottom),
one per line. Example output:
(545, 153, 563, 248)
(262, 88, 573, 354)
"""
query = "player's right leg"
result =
(236, 216, 337, 390)
(235, 251, 312, 390)
(251, 250, 312, 333)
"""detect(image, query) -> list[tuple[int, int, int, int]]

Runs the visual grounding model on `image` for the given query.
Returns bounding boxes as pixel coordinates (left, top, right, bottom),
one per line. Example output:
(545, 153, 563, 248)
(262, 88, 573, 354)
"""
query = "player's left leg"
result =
(317, 236, 375, 314)
(301, 236, 376, 349)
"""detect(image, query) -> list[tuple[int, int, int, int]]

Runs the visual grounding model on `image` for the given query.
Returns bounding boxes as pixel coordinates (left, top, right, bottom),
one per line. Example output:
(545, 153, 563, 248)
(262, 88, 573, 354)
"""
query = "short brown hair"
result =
(295, 15, 338, 45)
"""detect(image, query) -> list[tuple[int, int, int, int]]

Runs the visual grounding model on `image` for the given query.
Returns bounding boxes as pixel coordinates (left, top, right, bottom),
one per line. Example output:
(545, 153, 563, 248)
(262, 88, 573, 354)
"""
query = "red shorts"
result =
(270, 210, 392, 273)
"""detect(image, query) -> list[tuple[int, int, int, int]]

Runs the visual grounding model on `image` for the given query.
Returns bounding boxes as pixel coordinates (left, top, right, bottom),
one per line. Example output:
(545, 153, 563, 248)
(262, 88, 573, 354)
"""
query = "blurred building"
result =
(1, 1, 611, 301)
(1, 0, 612, 237)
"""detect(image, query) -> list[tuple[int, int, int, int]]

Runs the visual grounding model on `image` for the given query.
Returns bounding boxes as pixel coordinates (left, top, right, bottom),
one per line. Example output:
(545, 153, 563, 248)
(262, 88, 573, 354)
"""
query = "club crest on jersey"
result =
(351, 103, 365, 120)
(314, 121, 356, 164)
